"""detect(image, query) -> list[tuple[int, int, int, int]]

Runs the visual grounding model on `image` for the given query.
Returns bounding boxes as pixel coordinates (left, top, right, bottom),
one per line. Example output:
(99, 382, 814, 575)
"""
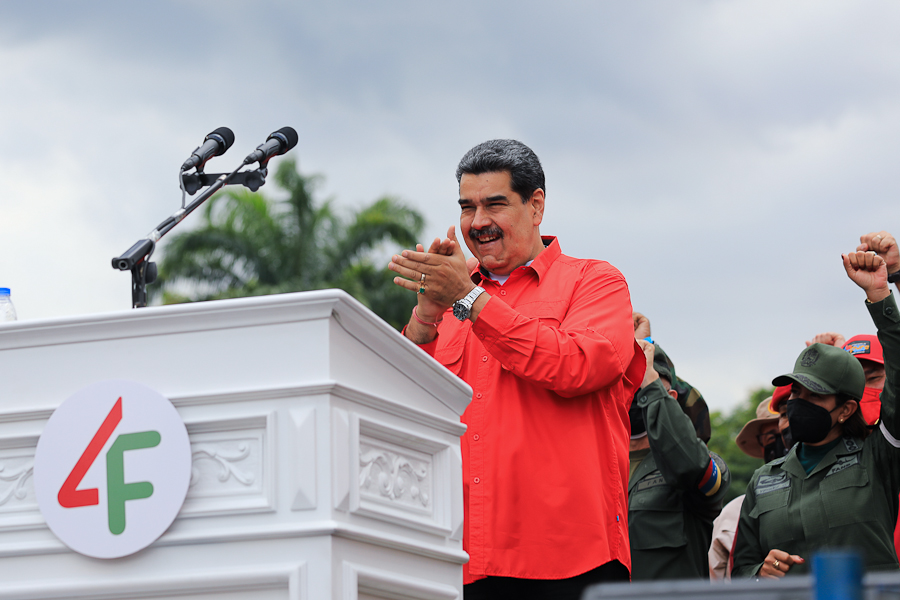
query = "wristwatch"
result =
(453, 286, 485, 321)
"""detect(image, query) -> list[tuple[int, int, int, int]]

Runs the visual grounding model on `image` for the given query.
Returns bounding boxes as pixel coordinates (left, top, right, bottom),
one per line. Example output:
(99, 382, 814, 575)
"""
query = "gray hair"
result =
(456, 139, 545, 203)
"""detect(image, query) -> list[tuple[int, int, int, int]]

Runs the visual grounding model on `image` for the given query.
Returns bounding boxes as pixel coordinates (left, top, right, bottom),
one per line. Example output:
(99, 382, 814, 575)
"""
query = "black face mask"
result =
(787, 397, 838, 444)
(763, 434, 788, 463)
(629, 397, 646, 437)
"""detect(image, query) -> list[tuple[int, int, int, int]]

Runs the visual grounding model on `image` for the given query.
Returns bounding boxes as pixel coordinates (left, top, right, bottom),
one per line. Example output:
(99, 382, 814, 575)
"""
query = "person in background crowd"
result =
(390, 140, 644, 599)
(737, 396, 786, 464)
(804, 329, 899, 555)
(733, 247, 900, 577)
(845, 334, 887, 423)
(806, 331, 886, 425)
(632, 312, 712, 442)
(709, 392, 788, 580)
(769, 385, 794, 454)
(628, 335, 730, 580)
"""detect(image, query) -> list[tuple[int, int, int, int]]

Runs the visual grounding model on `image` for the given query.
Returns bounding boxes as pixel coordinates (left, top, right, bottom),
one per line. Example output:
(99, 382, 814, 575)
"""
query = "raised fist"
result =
(858, 231, 899, 276)
(633, 312, 651, 340)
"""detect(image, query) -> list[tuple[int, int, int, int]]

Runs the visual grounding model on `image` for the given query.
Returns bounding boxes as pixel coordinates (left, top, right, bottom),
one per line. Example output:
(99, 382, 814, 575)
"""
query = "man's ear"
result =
(667, 388, 679, 400)
(530, 189, 545, 226)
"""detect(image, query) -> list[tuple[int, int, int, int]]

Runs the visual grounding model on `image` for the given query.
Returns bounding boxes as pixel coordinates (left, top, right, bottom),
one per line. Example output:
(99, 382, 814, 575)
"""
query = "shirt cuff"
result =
(867, 291, 899, 327)
(470, 295, 515, 350)
(635, 378, 669, 409)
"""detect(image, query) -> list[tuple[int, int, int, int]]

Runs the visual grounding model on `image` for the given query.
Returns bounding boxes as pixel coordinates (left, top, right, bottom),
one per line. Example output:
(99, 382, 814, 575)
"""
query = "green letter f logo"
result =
(57, 398, 161, 535)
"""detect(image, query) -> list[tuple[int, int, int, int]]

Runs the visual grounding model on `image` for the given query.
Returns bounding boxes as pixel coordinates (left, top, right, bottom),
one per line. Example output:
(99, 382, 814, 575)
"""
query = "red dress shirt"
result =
(417, 237, 644, 583)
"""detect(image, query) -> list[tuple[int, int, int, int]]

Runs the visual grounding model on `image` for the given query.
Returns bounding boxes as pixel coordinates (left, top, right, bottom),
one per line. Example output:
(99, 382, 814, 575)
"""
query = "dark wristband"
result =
(889, 271, 900, 284)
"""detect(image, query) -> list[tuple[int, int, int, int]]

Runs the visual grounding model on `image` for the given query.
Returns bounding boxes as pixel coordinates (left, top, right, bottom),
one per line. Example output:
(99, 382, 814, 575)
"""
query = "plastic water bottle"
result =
(0, 288, 17, 322)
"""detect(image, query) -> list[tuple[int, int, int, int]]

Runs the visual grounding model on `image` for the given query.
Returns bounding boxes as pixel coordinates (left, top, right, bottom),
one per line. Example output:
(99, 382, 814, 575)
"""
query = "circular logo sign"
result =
(33, 380, 191, 558)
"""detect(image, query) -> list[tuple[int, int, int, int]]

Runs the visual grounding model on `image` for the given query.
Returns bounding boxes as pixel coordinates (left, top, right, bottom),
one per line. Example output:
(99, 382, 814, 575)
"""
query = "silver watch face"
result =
(453, 300, 470, 321)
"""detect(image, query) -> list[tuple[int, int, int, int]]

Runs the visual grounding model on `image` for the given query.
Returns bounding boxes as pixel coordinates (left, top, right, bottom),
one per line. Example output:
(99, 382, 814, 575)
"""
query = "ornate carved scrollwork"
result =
(0, 462, 33, 506)
(190, 443, 255, 487)
(359, 449, 429, 507)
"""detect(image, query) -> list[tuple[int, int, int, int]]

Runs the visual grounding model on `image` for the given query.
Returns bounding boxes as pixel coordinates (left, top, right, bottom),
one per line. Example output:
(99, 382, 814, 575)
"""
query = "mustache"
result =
(469, 226, 503, 241)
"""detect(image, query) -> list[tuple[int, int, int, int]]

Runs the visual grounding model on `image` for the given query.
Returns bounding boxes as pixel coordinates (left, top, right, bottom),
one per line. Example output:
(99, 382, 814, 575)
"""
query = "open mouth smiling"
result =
(471, 227, 503, 245)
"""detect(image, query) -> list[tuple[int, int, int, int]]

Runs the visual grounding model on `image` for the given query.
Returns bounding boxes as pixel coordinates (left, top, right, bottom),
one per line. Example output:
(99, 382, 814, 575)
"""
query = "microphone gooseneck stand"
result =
(112, 162, 269, 309)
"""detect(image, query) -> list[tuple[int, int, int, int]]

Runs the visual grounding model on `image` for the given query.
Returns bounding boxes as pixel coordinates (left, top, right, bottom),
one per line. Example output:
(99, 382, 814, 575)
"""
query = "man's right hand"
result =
(805, 332, 846, 348)
(419, 236, 458, 319)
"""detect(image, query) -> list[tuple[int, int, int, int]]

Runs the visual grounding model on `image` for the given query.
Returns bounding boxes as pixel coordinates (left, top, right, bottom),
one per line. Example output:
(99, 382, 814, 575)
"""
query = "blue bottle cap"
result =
(0, 288, 9, 296)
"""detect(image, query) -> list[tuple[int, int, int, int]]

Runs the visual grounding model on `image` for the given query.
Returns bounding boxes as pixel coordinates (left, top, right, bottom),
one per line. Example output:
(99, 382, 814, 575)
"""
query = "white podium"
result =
(0, 291, 471, 600)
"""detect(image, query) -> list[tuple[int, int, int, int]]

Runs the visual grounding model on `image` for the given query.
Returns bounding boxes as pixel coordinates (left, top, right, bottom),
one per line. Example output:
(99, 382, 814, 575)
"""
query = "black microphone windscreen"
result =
(211, 126, 235, 150)
(274, 126, 298, 152)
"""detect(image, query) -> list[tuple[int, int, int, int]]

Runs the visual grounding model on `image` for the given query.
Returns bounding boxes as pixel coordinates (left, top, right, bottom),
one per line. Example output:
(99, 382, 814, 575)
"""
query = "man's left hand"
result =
(389, 226, 476, 309)
(637, 339, 659, 389)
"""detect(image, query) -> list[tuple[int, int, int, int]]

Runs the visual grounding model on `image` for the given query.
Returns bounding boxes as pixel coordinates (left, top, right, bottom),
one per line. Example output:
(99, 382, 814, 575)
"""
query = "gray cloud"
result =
(1, 1, 898, 410)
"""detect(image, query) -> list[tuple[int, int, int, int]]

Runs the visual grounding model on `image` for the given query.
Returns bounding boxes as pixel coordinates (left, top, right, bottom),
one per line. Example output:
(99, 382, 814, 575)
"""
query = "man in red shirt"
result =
(389, 140, 644, 599)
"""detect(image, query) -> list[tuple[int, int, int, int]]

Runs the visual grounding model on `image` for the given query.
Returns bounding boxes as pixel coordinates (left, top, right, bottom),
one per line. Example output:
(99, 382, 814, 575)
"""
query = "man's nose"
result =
(472, 206, 491, 229)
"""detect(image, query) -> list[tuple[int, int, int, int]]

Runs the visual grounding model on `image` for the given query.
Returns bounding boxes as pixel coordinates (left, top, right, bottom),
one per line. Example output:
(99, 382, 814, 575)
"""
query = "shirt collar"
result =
(471, 236, 560, 285)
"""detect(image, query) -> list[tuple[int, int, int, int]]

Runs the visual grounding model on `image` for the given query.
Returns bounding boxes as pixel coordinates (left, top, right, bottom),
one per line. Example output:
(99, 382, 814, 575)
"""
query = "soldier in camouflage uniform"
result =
(733, 248, 900, 578)
(628, 341, 731, 580)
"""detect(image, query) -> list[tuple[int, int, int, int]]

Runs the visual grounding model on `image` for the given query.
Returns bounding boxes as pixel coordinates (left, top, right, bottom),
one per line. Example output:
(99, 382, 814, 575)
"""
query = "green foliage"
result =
(707, 387, 774, 504)
(152, 158, 425, 330)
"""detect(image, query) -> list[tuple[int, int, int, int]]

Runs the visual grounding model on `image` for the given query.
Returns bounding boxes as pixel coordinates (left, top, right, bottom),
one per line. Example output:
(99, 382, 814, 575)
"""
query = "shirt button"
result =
(473, 434, 480, 441)
(478, 333, 484, 339)
(887, 307, 895, 315)
(500, 290, 507, 296)
(473, 477, 481, 484)
(476, 393, 483, 399)
(482, 356, 488, 362)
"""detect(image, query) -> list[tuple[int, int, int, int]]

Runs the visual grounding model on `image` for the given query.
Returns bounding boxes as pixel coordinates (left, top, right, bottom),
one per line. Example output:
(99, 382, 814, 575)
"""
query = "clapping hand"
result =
(390, 226, 476, 318)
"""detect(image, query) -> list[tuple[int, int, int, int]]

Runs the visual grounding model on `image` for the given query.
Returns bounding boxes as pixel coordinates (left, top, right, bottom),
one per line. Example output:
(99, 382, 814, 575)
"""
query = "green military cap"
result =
(652, 343, 676, 383)
(654, 343, 711, 443)
(772, 342, 865, 400)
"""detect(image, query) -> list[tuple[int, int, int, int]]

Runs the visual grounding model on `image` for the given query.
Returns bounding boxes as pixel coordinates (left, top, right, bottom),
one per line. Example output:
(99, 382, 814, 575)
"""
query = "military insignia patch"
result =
(843, 437, 860, 452)
(637, 475, 666, 492)
(826, 455, 860, 477)
(756, 473, 790, 495)
(795, 374, 828, 394)
(845, 340, 871, 356)
(801, 347, 820, 367)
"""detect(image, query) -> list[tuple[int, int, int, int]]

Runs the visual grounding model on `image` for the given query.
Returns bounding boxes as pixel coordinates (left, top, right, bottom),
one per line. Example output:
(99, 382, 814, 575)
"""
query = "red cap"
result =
(843, 334, 884, 366)
(768, 385, 792, 414)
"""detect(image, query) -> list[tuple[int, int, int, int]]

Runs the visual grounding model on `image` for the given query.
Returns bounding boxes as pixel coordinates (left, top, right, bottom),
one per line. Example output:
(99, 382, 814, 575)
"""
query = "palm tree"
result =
(151, 158, 424, 330)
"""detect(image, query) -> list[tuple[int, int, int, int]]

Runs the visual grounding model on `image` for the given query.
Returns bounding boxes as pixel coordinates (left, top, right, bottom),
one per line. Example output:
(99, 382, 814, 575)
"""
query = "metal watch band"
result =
(453, 286, 485, 321)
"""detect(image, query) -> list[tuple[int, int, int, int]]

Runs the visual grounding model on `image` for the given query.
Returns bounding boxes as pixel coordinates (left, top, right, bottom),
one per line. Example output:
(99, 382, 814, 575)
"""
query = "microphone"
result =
(243, 127, 298, 165)
(181, 127, 235, 171)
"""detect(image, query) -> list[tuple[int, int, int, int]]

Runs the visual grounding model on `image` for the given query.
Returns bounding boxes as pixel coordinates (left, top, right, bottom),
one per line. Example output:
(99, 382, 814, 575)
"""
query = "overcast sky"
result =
(1, 1, 898, 412)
